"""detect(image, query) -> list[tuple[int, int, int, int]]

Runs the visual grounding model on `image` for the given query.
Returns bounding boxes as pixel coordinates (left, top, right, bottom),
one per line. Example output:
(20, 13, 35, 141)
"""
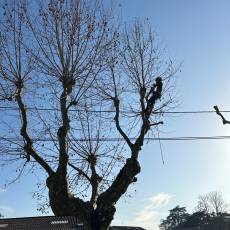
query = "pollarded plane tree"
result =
(0, 1, 177, 230)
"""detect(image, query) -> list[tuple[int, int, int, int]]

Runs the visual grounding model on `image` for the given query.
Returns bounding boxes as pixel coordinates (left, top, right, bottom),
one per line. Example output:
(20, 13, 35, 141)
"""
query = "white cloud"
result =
(114, 192, 174, 230)
(132, 193, 174, 229)
(132, 209, 161, 230)
(148, 192, 174, 209)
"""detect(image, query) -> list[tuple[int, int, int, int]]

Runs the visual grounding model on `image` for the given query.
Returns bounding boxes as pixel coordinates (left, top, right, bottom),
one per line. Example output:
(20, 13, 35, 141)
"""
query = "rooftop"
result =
(0, 216, 83, 230)
(0, 217, 146, 230)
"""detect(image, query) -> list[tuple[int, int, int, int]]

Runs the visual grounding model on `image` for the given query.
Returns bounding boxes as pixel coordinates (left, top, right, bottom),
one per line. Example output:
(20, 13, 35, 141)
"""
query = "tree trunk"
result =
(46, 157, 141, 230)
(46, 173, 115, 230)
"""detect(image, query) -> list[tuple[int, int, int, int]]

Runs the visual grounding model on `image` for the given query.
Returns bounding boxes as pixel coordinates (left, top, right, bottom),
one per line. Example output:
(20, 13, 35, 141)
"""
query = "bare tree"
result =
(195, 191, 229, 215)
(0, 1, 177, 230)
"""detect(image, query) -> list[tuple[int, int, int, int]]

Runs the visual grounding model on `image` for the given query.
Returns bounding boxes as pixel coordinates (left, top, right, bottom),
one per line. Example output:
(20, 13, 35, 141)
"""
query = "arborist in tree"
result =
(145, 77, 163, 114)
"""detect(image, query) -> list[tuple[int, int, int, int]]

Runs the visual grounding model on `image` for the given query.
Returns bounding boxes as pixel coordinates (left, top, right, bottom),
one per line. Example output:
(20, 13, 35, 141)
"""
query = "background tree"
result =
(195, 191, 229, 215)
(160, 193, 230, 230)
(0, 0, 177, 229)
(180, 211, 230, 230)
(180, 211, 211, 229)
(159, 206, 189, 230)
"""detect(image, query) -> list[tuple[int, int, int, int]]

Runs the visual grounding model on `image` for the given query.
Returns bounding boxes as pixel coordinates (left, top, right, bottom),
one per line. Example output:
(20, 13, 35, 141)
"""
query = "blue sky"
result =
(111, 0, 230, 229)
(1, 0, 230, 230)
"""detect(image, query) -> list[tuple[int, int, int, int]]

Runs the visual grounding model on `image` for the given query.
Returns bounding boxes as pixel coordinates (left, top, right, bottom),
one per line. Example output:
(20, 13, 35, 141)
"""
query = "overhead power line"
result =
(0, 106, 229, 114)
(2, 135, 230, 142)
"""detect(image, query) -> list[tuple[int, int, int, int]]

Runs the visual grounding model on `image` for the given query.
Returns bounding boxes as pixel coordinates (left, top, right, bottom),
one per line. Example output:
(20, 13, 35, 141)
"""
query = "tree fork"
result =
(46, 172, 113, 230)
(46, 173, 94, 229)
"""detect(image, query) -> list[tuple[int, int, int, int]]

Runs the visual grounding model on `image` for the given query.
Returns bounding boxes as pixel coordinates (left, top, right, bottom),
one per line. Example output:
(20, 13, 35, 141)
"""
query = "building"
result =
(0, 216, 146, 230)
(110, 227, 146, 230)
(0, 216, 83, 230)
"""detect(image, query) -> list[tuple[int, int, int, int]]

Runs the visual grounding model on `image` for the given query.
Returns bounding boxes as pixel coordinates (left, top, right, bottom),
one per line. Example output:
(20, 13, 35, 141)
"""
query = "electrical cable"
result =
(1, 135, 230, 142)
(0, 106, 229, 114)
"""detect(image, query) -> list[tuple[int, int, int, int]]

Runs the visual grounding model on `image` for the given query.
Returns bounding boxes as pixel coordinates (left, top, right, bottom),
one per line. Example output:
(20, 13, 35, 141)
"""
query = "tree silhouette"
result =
(0, 0, 177, 229)
(195, 191, 228, 215)
(159, 206, 189, 230)
(181, 211, 211, 228)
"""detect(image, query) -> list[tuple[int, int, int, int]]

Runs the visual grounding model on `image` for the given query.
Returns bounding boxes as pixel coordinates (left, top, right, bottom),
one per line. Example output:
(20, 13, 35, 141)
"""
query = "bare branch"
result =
(113, 97, 134, 150)
(214, 105, 230, 125)
(68, 162, 91, 182)
(16, 91, 54, 175)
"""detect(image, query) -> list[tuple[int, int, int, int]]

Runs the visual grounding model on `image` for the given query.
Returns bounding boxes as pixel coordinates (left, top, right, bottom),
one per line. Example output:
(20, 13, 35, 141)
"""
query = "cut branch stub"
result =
(214, 105, 230, 125)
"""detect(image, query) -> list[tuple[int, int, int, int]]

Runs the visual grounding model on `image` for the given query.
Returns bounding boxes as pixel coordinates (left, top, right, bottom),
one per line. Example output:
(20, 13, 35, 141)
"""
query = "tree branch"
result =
(88, 155, 102, 207)
(113, 97, 133, 150)
(150, 121, 164, 126)
(15, 81, 54, 176)
(214, 105, 230, 125)
(96, 157, 140, 215)
(68, 162, 91, 182)
(56, 89, 70, 175)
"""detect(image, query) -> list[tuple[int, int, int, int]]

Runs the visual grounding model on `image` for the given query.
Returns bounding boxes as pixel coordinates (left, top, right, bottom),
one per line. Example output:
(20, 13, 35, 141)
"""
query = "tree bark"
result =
(46, 173, 114, 230)
(46, 156, 141, 230)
